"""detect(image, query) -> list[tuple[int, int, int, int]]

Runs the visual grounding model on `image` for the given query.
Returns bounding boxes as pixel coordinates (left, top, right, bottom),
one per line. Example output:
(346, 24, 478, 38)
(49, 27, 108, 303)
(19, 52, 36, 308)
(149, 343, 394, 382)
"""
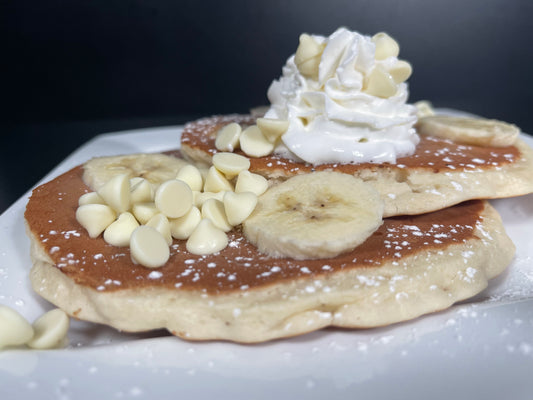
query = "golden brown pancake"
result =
(25, 160, 515, 342)
(180, 115, 533, 217)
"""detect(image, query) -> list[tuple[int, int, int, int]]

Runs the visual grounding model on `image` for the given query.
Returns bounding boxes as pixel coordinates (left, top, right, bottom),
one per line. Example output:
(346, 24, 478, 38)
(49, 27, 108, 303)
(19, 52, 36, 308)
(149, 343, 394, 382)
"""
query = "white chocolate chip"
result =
(76, 204, 116, 238)
(215, 122, 241, 152)
(294, 34, 323, 65)
(169, 206, 201, 240)
(27, 309, 69, 350)
(201, 198, 232, 232)
(129, 177, 144, 186)
(414, 100, 435, 118)
(154, 179, 193, 218)
(186, 219, 228, 255)
(130, 178, 154, 204)
(132, 202, 159, 225)
(364, 66, 397, 98)
(235, 170, 269, 196)
(0, 305, 34, 349)
(97, 173, 131, 213)
(298, 57, 322, 80)
(388, 60, 412, 84)
(193, 190, 226, 208)
(212, 152, 250, 179)
(176, 164, 203, 191)
(145, 213, 173, 246)
(240, 125, 275, 157)
(256, 118, 289, 143)
(130, 226, 170, 268)
(223, 191, 258, 226)
(203, 166, 234, 193)
(78, 192, 105, 206)
(198, 166, 210, 181)
(294, 34, 324, 79)
(103, 212, 140, 247)
(372, 32, 400, 60)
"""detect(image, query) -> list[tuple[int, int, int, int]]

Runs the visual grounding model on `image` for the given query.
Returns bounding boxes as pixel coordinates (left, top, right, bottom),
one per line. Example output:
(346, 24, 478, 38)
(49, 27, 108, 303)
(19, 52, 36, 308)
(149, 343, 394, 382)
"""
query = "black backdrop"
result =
(2, 0, 532, 213)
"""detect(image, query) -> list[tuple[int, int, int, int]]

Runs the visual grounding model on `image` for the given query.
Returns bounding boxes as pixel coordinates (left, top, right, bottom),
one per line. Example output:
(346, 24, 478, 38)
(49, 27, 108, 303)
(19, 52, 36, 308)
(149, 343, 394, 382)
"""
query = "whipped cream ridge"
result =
(264, 27, 419, 165)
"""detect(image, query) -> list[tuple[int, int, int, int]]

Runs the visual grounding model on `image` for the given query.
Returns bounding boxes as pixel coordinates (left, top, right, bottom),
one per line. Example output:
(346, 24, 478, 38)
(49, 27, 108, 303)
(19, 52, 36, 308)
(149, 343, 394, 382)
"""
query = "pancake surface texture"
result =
(25, 161, 515, 342)
(180, 115, 533, 217)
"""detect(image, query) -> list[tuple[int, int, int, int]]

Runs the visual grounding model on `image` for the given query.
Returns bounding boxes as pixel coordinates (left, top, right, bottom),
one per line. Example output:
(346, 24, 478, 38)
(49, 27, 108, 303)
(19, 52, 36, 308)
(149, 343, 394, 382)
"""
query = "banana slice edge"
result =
(243, 171, 384, 260)
(416, 115, 520, 147)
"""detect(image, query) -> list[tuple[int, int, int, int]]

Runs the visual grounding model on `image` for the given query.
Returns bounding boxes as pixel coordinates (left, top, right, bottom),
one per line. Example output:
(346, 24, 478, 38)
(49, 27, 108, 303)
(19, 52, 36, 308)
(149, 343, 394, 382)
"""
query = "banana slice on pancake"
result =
(83, 153, 189, 191)
(416, 115, 519, 147)
(243, 171, 383, 260)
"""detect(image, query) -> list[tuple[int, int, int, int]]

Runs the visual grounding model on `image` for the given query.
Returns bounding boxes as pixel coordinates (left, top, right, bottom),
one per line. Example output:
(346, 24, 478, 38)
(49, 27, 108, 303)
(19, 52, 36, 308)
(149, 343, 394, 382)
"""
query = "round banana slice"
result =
(83, 153, 190, 191)
(243, 171, 383, 260)
(416, 115, 519, 147)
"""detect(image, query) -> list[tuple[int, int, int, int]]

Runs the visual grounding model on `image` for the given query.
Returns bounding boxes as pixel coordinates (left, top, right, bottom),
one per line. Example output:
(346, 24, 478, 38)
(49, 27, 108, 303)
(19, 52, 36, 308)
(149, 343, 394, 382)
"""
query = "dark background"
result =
(2, 0, 532, 214)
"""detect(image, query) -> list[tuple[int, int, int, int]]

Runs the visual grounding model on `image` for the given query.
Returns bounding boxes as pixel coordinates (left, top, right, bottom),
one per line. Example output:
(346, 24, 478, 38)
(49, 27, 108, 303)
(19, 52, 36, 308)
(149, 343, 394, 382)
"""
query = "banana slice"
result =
(83, 153, 190, 191)
(243, 171, 383, 260)
(416, 115, 519, 147)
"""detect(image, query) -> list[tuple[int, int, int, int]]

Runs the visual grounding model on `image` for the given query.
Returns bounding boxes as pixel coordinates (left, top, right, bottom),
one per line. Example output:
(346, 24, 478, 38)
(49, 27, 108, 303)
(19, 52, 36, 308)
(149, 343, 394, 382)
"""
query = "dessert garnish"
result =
(216, 27, 419, 165)
(76, 153, 267, 267)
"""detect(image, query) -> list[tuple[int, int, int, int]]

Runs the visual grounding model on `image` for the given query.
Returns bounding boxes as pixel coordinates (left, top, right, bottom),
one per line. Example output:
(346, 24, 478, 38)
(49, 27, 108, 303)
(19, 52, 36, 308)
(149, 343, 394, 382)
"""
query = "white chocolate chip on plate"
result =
(212, 152, 251, 179)
(364, 65, 397, 98)
(201, 198, 233, 232)
(215, 122, 242, 152)
(372, 32, 400, 60)
(76, 204, 116, 238)
(0, 305, 34, 349)
(155, 179, 193, 218)
(176, 164, 204, 191)
(239, 125, 275, 157)
(145, 213, 173, 246)
(97, 173, 131, 213)
(78, 192, 105, 206)
(132, 202, 159, 225)
(193, 190, 226, 208)
(223, 191, 258, 226)
(130, 226, 170, 268)
(130, 177, 154, 204)
(27, 309, 69, 350)
(103, 212, 140, 247)
(235, 170, 269, 196)
(294, 34, 324, 79)
(129, 177, 144, 187)
(294, 34, 324, 65)
(170, 206, 202, 240)
(388, 60, 412, 84)
(256, 118, 289, 143)
(186, 219, 228, 255)
(203, 166, 234, 193)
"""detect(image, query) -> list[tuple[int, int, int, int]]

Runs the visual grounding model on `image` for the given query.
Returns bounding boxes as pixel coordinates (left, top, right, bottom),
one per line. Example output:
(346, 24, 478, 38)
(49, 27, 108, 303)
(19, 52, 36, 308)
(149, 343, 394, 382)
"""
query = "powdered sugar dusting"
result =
(148, 271, 163, 279)
(485, 255, 533, 302)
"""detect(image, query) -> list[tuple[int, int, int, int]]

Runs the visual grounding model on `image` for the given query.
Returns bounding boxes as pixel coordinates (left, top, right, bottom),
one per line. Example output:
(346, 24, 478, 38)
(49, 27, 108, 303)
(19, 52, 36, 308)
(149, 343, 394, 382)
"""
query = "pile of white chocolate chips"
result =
(76, 152, 268, 268)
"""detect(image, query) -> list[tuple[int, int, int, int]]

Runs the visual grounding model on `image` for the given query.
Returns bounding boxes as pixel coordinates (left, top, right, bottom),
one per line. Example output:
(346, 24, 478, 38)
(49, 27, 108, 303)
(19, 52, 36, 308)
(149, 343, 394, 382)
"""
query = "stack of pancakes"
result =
(25, 114, 533, 342)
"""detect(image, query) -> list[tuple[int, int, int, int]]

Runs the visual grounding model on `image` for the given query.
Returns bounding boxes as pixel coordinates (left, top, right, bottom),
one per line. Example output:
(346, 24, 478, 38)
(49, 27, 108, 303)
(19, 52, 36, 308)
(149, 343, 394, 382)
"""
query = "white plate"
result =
(1, 125, 532, 400)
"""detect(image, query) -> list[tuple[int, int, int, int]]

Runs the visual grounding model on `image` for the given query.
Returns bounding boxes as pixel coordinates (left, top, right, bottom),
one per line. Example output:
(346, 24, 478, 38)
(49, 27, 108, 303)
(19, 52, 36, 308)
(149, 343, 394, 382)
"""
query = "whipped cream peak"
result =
(264, 27, 419, 165)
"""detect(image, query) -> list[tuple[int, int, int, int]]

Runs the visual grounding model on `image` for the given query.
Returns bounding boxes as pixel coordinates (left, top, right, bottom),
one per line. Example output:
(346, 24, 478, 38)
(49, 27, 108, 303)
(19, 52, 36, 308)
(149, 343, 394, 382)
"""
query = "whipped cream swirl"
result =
(264, 27, 419, 165)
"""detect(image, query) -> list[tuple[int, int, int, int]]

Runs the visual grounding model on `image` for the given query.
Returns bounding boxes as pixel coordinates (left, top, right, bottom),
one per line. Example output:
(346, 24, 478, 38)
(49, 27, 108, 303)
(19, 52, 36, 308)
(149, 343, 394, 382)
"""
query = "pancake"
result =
(180, 115, 533, 217)
(25, 161, 515, 343)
